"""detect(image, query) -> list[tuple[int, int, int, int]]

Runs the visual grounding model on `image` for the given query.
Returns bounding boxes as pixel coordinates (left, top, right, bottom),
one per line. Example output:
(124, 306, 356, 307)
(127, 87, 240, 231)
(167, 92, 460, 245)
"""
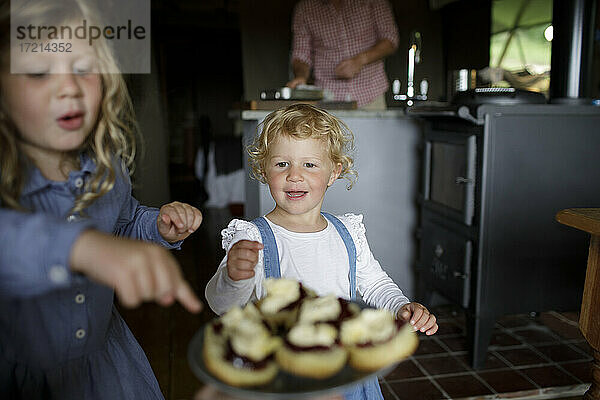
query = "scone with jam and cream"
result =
(201, 279, 420, 385)
(275, 322, 347, 378)
(203, 303, 282, 386)
(257, 278, 316, 330)
(297, 294, 360, 327)
(275, 295, 357, 378)
(340, 308, 418, 371)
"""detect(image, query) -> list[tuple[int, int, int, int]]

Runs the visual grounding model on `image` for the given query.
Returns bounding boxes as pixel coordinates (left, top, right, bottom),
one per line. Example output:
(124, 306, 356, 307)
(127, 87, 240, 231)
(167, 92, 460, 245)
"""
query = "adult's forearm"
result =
(292, 59, 311, 81)
(355, 39, 396, 66)
(335, 38, 398, 81)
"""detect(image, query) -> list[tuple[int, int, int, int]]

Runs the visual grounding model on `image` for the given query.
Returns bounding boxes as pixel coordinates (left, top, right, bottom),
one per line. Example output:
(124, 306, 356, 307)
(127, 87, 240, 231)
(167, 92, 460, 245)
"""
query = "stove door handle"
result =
(453, 271, 467, 279)
(455, 176, 473, 184)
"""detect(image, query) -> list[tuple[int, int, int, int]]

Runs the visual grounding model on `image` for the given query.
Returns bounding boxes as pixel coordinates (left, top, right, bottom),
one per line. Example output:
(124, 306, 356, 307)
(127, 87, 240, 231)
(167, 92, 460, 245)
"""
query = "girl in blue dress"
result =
(0, 1, 202, 398)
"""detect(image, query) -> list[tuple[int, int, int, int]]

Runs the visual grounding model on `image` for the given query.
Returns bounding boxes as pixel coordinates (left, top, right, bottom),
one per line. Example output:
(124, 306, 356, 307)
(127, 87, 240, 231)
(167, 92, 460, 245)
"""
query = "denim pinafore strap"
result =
(251, 216, 281, 279)
(251, 213, 383, 400)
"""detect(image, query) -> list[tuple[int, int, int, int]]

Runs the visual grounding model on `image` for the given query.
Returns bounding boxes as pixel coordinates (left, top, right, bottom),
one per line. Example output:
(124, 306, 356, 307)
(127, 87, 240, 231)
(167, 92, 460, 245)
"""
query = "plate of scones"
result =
(188, 278, 419, 399)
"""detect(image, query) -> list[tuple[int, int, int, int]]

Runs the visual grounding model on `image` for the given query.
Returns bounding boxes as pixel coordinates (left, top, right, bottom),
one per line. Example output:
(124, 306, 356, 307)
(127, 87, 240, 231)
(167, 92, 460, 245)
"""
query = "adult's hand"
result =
(335, 54, 366, 79)
(286, 76, 307, 89)
(335, 39, 397, 80)
(287, 59, 311, 88)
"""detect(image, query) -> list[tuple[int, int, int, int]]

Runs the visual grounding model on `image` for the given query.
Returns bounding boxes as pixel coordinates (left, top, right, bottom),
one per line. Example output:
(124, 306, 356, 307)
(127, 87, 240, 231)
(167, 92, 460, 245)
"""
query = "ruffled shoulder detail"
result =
(221, 219, 262, 250)
(337, 213, 368, 263)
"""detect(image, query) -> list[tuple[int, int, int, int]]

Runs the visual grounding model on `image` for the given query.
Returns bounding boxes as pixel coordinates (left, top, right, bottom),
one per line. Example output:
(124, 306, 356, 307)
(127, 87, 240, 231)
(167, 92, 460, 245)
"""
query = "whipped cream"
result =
(221, 302, 261, 329)
(298, 294, 341, 324)
(229, 318, 281, 361)
(340, 309, 397, 345)
(219, 303, 280, 361)
(287, 323, 337, 347)
(260, 278, 300, 314)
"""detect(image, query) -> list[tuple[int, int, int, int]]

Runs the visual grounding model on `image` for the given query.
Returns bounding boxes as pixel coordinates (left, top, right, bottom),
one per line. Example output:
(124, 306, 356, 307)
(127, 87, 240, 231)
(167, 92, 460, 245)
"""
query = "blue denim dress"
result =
(0, 154, 179, 400)
(252, 213, 384, 400)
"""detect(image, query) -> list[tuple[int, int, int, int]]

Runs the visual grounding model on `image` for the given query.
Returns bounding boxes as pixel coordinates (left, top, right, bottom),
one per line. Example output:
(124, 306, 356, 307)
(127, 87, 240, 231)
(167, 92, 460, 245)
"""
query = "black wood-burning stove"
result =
(408, 102, 600, 369)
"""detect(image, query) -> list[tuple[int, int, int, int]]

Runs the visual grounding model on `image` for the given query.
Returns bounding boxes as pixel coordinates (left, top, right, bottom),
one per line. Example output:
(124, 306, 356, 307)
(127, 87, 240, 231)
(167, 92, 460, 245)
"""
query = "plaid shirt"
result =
(291, 0, 399, 107)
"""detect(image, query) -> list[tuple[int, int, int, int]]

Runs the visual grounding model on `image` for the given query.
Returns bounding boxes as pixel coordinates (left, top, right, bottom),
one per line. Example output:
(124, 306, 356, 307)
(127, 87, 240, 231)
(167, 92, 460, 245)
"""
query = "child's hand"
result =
(398, 302, 438, 336)
(157, 201, 203, 243)
(70, 230, 203, 313)
(226, 240, 264, 281)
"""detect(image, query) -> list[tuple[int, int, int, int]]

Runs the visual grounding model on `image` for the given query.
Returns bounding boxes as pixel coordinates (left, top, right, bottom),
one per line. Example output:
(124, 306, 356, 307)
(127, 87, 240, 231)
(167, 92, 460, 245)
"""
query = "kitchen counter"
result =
(408, 103, 600, 125)
(231, 108, 407, 121)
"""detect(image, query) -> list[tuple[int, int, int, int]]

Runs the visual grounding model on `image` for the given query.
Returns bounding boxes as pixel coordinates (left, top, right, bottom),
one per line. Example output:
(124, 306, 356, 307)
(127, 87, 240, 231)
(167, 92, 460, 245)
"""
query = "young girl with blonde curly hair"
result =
(0, 1, 202, 398)
(205, 103, 437, 400)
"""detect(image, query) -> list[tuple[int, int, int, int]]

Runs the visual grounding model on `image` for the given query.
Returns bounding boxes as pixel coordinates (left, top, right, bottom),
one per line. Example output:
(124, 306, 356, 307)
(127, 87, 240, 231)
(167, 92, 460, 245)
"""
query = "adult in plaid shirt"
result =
(287, 0, 399, 109)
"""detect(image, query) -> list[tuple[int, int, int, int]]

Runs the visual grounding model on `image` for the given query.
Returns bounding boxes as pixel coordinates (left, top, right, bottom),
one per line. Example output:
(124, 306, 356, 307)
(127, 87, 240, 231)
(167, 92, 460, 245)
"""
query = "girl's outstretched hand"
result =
(398, 302, 438, 336)
(157, 201, 203, 243)
(226, 240, 264, 281)
(70, 230, 203, 313)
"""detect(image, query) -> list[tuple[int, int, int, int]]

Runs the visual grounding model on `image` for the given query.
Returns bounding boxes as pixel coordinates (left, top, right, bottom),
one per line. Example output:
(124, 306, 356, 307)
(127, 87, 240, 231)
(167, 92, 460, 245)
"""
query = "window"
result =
(489, 0, 553, 95)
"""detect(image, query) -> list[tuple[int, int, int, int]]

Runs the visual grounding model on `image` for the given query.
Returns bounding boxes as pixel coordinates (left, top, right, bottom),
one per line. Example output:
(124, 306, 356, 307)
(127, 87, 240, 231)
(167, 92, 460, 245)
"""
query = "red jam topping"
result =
(280, 283, 309, 311)
(283, 338, 335, 352)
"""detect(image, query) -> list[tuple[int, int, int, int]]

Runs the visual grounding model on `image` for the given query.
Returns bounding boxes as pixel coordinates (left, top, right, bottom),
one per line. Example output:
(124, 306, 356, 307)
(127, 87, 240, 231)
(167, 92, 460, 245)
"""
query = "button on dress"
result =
(0, 154, 180, 400)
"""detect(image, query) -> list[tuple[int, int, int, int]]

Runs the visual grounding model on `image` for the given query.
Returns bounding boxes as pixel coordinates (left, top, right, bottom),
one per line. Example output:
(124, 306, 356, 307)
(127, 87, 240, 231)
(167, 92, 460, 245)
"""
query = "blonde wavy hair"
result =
(0, 0, 138, 214)
(248, 104, 357, 189)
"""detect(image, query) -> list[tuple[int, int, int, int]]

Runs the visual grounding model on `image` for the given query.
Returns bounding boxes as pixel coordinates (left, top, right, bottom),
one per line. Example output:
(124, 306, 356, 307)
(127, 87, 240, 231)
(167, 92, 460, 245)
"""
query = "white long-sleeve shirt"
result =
(205, 213, 410, 316)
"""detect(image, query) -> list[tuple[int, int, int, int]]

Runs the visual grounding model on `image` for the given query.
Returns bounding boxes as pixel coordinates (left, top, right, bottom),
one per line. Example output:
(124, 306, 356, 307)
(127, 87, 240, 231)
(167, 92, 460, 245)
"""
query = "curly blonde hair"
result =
(0, 0, 138, 214)
(247, 104, 357, 189)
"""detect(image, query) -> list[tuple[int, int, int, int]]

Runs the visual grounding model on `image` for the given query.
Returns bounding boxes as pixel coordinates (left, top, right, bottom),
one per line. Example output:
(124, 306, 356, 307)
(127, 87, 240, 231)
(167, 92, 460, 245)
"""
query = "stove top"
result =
(406, 88, 548, 124)
(451, 88, 547, 107)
